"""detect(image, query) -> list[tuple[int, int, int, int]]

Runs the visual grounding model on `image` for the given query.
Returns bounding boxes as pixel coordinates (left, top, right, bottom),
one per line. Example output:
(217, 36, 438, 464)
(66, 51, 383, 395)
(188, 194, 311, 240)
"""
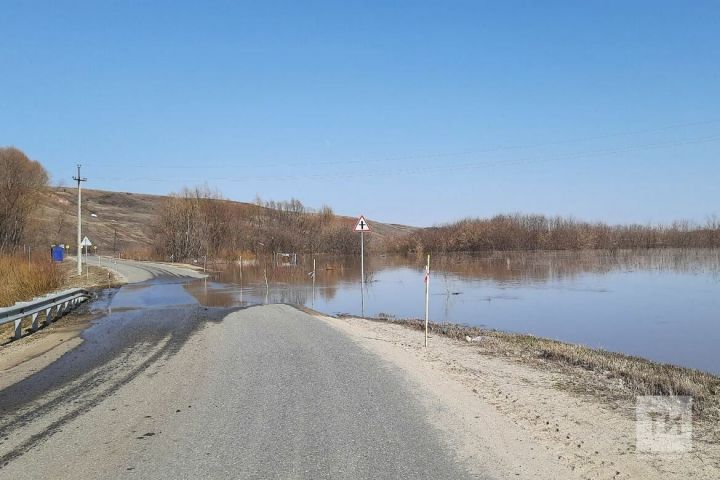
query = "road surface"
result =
(0, 291, 476, 478)
(83, 255, 207, 283)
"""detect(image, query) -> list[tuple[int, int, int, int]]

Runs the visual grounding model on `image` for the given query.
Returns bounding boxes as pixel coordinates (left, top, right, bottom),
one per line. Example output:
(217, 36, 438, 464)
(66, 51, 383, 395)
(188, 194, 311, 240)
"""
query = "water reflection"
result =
(198, 249, 719, 373)
(184, 278, 245, 308)
(211, 249, 720, 287)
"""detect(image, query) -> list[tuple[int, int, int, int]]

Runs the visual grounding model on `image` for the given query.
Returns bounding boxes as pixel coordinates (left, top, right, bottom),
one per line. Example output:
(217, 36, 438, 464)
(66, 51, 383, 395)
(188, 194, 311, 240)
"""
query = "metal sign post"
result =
(354, 216, 371, 286)
(81, 236, 93, 280)
(361, 231, 364, 285)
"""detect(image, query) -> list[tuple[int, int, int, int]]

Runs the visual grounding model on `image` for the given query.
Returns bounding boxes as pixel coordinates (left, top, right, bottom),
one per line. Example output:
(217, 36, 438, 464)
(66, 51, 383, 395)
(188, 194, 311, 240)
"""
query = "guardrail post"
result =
(44, 307, 53, 325)
(31, 312, 40, 331)
(14, 317, 24, 340)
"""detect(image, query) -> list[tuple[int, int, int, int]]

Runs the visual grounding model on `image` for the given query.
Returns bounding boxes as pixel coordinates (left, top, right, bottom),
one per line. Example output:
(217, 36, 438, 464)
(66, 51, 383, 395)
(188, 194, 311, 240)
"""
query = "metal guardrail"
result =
(0, 288, 92, 340)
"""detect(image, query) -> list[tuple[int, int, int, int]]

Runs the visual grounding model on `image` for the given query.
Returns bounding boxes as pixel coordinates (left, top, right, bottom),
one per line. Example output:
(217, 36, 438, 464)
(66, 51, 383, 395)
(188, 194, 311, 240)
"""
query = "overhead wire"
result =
(90, 132, 720, 184)
(84, 118, 720, 171)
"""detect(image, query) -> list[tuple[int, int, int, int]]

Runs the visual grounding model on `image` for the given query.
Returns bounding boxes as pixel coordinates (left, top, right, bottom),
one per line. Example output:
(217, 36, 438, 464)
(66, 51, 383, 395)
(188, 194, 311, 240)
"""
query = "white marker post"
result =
(424, 254, 430, 347)
(312, 258, 316, 307)
(354, 216, 371, 286)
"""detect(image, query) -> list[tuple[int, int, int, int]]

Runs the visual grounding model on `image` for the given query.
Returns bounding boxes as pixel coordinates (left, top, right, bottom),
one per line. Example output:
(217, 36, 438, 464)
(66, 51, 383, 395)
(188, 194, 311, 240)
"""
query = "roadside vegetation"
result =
(0, 147, 49, 254)
(390, 214, 720, 254)
(0, 255, 65, 307)
(0, 147, 65, 307)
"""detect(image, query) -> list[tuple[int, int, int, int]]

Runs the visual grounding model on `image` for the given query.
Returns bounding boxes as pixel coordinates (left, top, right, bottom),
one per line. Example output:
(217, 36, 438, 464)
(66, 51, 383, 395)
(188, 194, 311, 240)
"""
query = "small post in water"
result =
(424, 254, 430, 347)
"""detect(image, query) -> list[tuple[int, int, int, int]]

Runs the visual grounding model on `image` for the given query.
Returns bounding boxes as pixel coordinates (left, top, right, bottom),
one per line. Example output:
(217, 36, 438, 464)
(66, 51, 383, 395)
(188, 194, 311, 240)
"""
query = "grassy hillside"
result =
(32, 187, 415, 256)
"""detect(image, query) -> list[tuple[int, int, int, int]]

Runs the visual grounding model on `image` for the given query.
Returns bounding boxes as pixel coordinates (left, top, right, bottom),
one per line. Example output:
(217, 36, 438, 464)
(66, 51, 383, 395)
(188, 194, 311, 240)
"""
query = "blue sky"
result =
(1, 1, 718, 226)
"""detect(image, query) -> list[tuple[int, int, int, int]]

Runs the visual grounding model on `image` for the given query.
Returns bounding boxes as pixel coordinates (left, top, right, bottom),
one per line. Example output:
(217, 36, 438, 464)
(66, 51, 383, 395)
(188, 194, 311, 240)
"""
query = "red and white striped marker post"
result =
(424, 254, 430, 347)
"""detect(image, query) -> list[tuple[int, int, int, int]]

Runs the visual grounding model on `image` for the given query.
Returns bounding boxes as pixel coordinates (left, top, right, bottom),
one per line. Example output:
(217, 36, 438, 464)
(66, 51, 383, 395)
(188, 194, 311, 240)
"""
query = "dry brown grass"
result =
(0, 255, 65, 307)
(118, 247, 155, 261)
(351, 316, 720, 420)
(499, 333, 717, 395)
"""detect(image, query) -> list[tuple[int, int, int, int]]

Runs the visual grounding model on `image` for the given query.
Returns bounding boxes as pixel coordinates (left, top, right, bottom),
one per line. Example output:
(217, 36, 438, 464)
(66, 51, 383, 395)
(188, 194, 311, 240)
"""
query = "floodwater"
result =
(188, 249, 720, 374)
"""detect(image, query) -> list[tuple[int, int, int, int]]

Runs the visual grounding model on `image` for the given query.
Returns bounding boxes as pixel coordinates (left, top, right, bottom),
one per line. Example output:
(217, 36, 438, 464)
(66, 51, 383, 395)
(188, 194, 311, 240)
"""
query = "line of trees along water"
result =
(1, 146, 719, 261)
(156, 188, 720, 261)
(388, 214, 720, 254)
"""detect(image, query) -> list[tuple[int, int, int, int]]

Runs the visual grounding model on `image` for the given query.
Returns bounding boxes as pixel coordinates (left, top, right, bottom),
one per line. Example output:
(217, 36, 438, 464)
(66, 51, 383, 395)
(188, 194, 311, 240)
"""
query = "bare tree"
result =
(199, 186, 232, 257)
(0, 147, 48, 253)
(155, 188, 205, 261)
(155, 187, 377, 259)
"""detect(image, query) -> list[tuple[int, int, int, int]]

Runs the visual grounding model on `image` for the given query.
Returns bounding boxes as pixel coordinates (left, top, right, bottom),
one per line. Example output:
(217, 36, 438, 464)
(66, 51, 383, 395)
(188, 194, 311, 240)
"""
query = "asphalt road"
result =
(0, 301, 475, 479)
(83, 255, 208, 283)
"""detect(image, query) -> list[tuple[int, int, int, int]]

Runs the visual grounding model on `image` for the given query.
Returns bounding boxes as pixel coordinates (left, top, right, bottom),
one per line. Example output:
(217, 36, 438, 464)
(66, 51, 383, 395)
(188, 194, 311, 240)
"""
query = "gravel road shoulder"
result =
(316, 313, 720, 480)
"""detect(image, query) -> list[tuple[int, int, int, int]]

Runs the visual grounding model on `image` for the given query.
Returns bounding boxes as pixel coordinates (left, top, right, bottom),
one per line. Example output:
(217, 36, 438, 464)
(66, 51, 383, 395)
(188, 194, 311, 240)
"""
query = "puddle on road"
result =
(87, 279, 250, 316)
(0, 278, 241, 417)
(109, 282, 197, 310)
(184, 279, 249, 308)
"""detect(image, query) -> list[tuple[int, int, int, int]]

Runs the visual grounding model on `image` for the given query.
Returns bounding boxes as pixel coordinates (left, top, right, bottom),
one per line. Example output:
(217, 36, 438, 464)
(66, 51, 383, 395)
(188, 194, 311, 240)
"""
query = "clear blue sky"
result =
(1, 1, 718, 226)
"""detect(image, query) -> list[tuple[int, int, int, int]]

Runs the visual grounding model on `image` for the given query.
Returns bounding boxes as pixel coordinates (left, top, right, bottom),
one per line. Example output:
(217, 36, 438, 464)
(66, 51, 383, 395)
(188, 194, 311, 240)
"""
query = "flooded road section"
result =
(0, 250, 717, 467)
(1, 246, 717, 449)
(0, 279, 237, 466)
(199, 249, 720, 374)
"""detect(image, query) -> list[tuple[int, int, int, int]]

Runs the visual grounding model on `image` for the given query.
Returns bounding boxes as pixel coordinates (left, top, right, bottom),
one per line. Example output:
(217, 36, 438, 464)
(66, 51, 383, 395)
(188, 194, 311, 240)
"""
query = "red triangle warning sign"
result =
(354, 216, 371, 232)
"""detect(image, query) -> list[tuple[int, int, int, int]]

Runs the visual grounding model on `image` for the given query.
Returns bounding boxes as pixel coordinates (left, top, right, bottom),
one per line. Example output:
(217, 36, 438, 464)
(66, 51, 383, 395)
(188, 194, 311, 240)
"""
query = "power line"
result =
(84, 118, 720, 170)
(90, 132, 720, 184)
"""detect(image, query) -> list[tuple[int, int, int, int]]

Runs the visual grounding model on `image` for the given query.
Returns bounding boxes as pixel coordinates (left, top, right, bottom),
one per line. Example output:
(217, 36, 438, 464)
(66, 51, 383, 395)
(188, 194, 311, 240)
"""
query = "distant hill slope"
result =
(33, 187, 415, 254)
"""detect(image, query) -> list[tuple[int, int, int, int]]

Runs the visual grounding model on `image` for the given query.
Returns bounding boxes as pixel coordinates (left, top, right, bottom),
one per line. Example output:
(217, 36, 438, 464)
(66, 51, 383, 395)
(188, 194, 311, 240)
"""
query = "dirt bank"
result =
(317, 314, 720, 479)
